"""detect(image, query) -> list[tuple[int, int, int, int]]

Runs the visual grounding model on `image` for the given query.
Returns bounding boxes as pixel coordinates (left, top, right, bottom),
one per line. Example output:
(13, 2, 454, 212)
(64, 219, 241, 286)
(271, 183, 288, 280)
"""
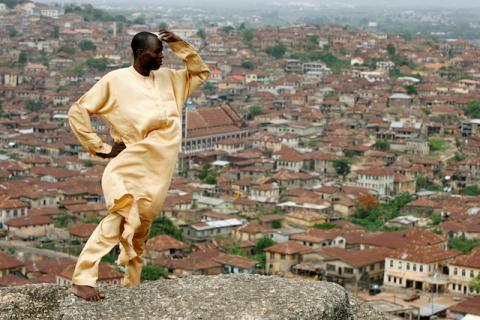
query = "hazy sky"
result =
(37, 0, 480, 7)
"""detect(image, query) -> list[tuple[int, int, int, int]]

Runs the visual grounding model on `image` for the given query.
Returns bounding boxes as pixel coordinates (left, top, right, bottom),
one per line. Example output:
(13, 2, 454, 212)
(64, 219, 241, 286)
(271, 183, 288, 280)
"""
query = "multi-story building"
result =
(182, 105, 254, 154)
(448, 248, 480, 295)
(384, 246, 460, 293)
(357, 167, 395, 197)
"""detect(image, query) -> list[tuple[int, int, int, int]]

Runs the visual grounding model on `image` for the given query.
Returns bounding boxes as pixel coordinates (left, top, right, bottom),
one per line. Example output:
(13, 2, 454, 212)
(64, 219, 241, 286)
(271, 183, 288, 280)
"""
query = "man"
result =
(67, 29, 210, 301)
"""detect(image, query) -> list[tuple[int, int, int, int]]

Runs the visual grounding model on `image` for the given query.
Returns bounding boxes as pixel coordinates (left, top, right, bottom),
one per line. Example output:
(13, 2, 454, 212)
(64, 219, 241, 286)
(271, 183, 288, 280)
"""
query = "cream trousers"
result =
(71, 198, 155, 287)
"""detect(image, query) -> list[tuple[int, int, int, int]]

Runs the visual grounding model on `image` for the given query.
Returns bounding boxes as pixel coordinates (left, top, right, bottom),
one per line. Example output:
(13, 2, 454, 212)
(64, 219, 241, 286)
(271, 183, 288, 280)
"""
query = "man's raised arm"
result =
(159, 29, 210, 105)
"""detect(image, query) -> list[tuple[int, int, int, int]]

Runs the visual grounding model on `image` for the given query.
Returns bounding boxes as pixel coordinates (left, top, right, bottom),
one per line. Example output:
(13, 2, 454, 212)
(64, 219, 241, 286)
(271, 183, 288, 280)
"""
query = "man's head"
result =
(131, 31, 163, 71)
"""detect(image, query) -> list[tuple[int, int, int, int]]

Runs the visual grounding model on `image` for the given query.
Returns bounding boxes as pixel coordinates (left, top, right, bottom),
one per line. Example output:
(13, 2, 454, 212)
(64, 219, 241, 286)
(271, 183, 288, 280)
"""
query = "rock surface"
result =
(0, 274, 386, 320)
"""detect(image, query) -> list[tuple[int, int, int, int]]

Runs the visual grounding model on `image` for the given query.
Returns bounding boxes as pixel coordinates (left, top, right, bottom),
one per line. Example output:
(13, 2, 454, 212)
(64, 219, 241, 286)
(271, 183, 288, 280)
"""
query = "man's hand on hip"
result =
(95, 141, 126, 159)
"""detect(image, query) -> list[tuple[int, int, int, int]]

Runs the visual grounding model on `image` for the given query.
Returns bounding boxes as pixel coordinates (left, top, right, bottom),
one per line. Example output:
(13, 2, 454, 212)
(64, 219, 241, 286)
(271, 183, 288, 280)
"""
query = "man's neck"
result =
(133, 61, 150, 77)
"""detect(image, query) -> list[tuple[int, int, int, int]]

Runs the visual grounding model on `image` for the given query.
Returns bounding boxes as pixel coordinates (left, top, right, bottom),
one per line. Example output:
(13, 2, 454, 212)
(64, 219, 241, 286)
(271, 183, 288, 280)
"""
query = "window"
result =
(462, 269, 466, 277)
(390, 259, 393, 268)
(406, 263, 410, 270)
(344, 267, 354, 274)
(270, 253, 274, 260)
(413, 264, 417, 272)
(326, 264, 336, 272)
(398, 261, 402, 270)
(419, 265, 423, 272)
(280, 254, 285, 260)
(454, 268, 458, 276)
(471, 270, 475, 278)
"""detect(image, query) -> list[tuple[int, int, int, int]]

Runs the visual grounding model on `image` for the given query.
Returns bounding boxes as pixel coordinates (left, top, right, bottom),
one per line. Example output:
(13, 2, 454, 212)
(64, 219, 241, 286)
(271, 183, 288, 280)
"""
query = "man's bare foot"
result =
(71, 284, 106, 301)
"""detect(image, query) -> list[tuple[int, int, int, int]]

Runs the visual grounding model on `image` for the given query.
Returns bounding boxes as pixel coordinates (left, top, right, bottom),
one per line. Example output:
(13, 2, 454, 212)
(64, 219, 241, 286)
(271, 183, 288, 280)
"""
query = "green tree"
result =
(448, 235, 480, 254)
(71, 65, 84, 77)
(198, 163, 211, 180)
(243, 29, 254, 44)
(202, 81, 216, 95)
(463, 100, 480, 118)
(7, 26, 18, 37)
(248, 105, 262, 118)
(389, 68, 403, 78)
(255, 236, 275, 254)
(52, 25, 60, 38)
(313, 222, 340, 230)
(141, 265, 167, 281)
(429, 138, 447, 152)
(205, 174, 217, 185)
(351, 193, 414, 231)
(462, 185, 480, 196)
(241, 60, 255, 69)
(405, 85, 418, 95)
(86, 58, 108, 71)
(18, 51, 27, 64)
(373, 139, 390, 151)
(158, 22, 168, 29)
(58, 45, 76, 55)
(149, 216, 184, 240)
(83, 217, 100, 224)
(305, 35, 319, 50)
(78, 39, 96, 51)
(470, 275, 480, 293)
(266, 43, 287, 59)
(197, 28, 206, 39)
(270, 220, 282, 229)
(221, 26, 235, 33)
(133, 16, 145, 25)
(333, 159, 351, 180)
(26, 100, 42, 112)
(387, 43, 396, 56)
(83, 160, 95, 167)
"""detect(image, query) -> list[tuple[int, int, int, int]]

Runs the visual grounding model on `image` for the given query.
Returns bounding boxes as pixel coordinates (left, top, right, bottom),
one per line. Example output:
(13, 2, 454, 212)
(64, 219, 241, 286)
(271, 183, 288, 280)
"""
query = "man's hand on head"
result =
(157, 29, 182, 43)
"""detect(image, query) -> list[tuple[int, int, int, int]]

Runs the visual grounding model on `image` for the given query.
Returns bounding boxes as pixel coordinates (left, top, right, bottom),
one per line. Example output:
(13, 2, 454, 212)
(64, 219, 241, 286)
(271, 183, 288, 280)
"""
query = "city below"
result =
(0, 0, 480, 319)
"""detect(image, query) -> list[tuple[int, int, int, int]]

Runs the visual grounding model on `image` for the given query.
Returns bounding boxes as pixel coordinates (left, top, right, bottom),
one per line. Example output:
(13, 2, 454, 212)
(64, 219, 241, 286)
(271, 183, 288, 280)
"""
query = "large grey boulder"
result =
(0, 274, 386, 320)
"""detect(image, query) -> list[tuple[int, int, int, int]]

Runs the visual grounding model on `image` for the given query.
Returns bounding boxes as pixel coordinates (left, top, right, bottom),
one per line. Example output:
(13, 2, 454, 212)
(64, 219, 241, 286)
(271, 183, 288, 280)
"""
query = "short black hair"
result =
(131, 31, 159, 58)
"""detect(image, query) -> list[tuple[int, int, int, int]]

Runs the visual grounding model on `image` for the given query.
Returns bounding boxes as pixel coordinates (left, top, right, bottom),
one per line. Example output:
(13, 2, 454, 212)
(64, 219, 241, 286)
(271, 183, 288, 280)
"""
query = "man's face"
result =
(139, 36, 164, 71)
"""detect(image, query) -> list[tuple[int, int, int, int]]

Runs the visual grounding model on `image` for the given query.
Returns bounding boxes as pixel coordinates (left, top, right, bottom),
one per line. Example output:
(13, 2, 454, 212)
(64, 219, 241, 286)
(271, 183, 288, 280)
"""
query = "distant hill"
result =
(34, 0, 480, 8)
(0, 0, 27, 9)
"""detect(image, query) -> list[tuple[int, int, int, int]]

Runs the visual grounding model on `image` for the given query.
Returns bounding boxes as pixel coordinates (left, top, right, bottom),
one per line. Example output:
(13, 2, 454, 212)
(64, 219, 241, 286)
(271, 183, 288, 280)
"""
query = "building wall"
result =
(266, 252, 299, 274)
(8, 224, 53, 239)
(357, 174, 394, 196)
(448, 265, 480, 295)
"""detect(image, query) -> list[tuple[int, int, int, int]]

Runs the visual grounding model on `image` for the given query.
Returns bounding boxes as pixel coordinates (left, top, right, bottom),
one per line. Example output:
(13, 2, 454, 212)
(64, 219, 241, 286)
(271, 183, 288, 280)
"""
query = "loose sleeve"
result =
(67, 76, 113, 156)
(168, 40, 210, 107)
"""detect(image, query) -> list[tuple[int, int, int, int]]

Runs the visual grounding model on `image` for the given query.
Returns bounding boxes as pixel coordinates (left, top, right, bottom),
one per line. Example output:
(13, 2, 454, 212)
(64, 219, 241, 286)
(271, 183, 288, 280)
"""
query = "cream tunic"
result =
(68, 40, 209, 265)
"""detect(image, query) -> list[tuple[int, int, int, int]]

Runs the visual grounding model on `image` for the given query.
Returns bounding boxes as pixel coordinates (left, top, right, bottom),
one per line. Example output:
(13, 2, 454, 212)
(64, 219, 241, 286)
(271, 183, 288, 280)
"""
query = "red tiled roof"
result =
(68, 223, 97, 238)
(389, 246, 460, 264)
(0, 252, 25, 271)
(449, 296, 480, 316)
(0, 274, 31, 287)
(5, 215, 53, 227)
(237, 223, 273, 234)
(265, 240, 312, 254)
(286, 210, 326, 222)
(318, 247, 391, 268)
(146, 235, 189, 252)
(450, 248, 480, 269)
(213, 253, 256, 269)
